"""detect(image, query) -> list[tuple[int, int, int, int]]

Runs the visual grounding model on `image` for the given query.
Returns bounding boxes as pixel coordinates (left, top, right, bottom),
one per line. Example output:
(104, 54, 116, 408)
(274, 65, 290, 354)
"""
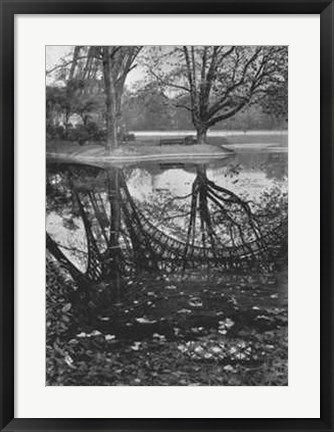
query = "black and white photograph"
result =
(46, 45, 288, 386)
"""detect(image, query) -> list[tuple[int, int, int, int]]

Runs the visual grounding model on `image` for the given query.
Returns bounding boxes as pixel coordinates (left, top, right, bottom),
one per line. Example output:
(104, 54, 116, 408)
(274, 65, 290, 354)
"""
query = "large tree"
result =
(99, 46, 142, 150)
(147, 46, 287, 143)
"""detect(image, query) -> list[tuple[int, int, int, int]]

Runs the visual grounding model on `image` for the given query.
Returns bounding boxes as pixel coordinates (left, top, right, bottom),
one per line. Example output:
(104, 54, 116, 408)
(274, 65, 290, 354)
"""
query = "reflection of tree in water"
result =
(46, 163, 287, 307)
(139, 164, 286, 250)
(186, 164, 265, 251)
(47, 165, 123, 305)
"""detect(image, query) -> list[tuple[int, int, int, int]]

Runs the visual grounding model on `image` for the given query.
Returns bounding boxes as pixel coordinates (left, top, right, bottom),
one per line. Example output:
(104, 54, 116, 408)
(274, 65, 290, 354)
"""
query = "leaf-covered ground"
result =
(46, 260, 288, 386)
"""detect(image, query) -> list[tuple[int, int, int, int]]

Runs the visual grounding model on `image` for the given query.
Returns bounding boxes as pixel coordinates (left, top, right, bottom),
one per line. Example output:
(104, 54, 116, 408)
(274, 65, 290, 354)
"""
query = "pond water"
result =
(47, 150, 287, 255)
(47, 147, 287, 323)
(46, 148, 288, 385)
(127, 151, 287, 211)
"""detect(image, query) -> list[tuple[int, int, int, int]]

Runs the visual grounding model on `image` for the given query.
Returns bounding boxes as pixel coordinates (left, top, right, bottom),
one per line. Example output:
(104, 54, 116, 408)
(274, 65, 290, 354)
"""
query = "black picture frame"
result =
(1, 1, 333, 431)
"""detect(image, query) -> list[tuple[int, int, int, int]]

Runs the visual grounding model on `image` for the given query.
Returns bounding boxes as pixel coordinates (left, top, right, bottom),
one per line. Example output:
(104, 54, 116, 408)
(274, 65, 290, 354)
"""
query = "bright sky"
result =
(46, 45, 73, 71)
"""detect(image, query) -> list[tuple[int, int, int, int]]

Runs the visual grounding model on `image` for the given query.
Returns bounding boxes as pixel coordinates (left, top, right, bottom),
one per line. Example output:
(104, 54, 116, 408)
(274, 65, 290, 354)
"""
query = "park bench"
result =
(159, 136, 197, 146)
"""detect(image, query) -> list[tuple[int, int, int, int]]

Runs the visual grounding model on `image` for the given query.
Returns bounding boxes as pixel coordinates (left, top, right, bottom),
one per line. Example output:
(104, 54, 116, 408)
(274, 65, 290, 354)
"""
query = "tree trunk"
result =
(64, 111, 70, 137)
(105, 108, 117, 152)
(103, 48, 119, 153)
(107, 169, 122, 303)
(105, 82, 118, 152)
(196, 127, 208, 144)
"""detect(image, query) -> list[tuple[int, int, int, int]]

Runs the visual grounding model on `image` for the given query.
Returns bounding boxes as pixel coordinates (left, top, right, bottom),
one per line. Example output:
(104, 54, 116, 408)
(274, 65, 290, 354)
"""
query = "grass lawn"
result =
(46, 141, 233, 164)
(133, 133, 288, 147)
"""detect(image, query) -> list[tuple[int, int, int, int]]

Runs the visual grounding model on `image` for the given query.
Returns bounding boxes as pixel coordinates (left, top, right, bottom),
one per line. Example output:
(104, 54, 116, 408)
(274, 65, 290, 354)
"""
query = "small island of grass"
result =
(46, 139, 234, 165)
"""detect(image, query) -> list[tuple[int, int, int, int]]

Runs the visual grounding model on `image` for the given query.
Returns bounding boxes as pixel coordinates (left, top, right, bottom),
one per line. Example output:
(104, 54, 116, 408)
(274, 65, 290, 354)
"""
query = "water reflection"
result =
(127, 152, 287, 204)
(46, 156, 287, 306)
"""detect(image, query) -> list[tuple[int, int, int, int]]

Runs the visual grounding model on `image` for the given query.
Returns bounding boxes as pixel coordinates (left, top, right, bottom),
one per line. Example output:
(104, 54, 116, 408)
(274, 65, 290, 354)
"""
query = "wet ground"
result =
(47, 267, 288, 386)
